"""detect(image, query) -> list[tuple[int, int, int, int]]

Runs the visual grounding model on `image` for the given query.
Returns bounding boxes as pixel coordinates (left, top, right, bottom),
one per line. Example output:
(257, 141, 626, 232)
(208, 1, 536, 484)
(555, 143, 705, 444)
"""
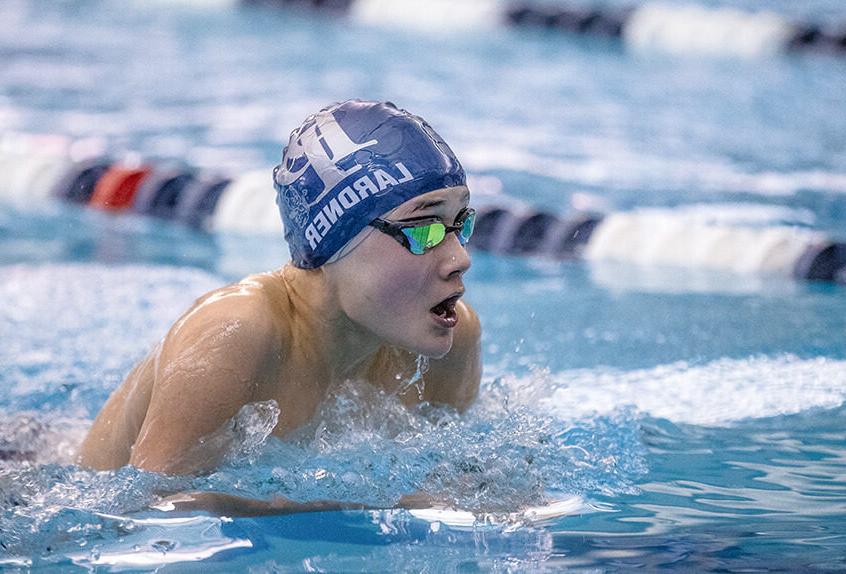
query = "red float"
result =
(89, 165, 151, 210)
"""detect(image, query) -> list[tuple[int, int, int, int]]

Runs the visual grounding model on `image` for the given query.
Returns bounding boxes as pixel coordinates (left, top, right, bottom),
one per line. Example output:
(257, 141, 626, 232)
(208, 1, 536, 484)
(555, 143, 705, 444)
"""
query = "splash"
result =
(0, 410, 85, 465)
(0, 380, 647, 565)
(179, 400, 281, 472)
(0, 400, 279, 562)
(0, 263, 649, 564)
(392, 354, 429, 400)
(199, 378, 648, 513)
(0, 463, 192, 561)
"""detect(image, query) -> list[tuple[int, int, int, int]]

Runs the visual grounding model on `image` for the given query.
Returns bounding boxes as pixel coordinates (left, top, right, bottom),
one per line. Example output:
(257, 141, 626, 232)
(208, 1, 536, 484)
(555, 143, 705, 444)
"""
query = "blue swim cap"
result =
(273, 100, 466, 268)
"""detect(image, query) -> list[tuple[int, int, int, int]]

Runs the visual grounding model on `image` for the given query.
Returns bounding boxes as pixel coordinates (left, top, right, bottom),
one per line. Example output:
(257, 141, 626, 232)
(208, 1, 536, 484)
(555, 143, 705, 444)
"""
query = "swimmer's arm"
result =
(78, 353, 157, 470)
(153, 490, 438, 517)
(425, 300, 482, 411)
(129, 294, 279, 475)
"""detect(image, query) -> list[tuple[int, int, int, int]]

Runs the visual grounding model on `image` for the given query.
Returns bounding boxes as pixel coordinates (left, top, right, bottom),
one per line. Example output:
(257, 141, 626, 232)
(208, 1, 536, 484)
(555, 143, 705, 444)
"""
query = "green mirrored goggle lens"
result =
(400, 209, 476, 255)
(404, 223, 447, 255)
(459, 209, 475, 244)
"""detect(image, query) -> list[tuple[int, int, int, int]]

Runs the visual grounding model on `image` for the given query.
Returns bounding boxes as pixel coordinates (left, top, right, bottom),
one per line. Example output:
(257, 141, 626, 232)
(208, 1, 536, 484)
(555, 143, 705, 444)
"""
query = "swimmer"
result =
(77, 100, 481, 514)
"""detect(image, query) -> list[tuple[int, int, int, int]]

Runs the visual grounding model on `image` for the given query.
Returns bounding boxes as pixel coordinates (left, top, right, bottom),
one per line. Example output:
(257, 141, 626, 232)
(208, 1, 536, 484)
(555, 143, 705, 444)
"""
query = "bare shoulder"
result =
(170, 274, 281, 338)
(128, 273, 288, 474)
(424, 300, 482, 411)
(154, 273, 288, 413)
(455, 300, 481, 346)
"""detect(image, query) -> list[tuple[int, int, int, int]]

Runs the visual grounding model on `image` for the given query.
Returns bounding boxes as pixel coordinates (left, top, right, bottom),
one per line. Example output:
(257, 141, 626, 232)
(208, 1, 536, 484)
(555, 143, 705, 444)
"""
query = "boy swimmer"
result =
(77, 100, 481, 513)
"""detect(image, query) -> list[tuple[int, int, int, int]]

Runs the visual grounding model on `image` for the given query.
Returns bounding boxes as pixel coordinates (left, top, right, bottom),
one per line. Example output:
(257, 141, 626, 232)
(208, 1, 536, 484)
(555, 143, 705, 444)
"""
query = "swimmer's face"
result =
(327, 186, 472, 358)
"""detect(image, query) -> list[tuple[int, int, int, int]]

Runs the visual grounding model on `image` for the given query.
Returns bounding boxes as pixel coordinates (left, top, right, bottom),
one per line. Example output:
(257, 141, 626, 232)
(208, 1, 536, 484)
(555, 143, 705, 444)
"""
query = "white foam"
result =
(583, 208, 823, 276)
(0, 410, 89, 464)
(538, 355, 846, 426)
(624, 3, 795, 58)
(351, 0, 502, 32)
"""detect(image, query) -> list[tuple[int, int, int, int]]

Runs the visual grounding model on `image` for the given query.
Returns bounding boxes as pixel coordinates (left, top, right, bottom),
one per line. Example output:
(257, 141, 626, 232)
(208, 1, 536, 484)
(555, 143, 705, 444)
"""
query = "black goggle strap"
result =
(369, 217, 413, 251)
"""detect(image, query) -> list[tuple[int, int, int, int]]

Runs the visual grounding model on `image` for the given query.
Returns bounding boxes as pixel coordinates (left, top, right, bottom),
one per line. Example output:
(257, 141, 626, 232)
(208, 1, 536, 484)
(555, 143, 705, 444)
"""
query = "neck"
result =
(276, 264, 382, 382)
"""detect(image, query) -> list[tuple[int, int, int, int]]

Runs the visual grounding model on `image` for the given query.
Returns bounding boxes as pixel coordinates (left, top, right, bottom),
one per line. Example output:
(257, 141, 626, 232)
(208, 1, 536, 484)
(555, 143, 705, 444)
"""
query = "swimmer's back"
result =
(77, 273, 285, 471)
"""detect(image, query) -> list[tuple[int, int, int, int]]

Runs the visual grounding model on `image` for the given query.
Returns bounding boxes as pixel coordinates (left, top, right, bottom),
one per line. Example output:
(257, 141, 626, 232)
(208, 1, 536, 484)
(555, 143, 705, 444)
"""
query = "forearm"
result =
(153, 490, 439, 517)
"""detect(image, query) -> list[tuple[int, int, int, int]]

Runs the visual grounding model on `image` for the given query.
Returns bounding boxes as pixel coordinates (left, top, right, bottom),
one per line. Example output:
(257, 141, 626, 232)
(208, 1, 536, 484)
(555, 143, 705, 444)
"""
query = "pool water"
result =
(2, 0, 846, 571)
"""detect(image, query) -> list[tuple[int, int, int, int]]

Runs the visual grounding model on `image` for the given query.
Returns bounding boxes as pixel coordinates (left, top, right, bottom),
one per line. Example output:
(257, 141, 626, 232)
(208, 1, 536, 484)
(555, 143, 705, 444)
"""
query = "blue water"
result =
(2, 0, 846, 571)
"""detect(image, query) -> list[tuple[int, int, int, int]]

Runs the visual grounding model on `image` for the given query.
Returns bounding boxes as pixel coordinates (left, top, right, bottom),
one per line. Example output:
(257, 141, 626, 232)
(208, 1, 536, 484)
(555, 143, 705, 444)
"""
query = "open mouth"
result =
(430, 293, 462, 328)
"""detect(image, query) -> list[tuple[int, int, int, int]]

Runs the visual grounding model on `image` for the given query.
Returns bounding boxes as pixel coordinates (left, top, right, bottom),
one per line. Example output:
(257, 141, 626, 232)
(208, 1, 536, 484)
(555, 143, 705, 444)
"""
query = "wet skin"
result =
(77, 186, 481, 480)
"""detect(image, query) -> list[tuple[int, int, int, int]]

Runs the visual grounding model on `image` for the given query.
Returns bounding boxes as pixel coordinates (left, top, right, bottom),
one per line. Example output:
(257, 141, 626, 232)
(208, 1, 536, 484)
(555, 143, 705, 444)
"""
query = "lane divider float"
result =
(132, 169, 196, 219)
(53, 159, 113, 204)
(174, 175, 233, 229)
(242, 0, 846, 58)
(0, 135, 844, 285)
(89, 165, 152, 211)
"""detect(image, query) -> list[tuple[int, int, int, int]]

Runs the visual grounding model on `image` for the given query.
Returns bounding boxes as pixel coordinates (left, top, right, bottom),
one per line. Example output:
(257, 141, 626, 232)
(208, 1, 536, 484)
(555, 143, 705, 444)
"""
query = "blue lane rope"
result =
(2, 146, 844, 285)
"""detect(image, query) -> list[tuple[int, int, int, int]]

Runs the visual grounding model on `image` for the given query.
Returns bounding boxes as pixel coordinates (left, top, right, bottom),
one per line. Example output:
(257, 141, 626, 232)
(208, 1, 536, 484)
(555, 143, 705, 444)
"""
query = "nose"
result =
(438, 231, 471, 279)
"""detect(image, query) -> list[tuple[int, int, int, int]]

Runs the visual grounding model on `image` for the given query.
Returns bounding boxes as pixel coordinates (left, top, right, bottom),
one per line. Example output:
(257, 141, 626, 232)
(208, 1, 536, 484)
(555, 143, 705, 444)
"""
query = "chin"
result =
(412, 331, 453, 359)
(376, 314, 455, 358)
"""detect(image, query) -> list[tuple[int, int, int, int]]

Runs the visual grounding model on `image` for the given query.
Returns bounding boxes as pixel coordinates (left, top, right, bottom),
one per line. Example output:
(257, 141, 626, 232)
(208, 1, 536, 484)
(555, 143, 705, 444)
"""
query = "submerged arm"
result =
(153, 490, 438, 517)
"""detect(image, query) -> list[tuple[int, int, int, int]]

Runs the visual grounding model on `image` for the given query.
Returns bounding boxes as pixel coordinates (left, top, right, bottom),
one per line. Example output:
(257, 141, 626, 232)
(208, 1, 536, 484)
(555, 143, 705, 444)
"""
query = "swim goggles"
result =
(370, 207, 476, 255)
